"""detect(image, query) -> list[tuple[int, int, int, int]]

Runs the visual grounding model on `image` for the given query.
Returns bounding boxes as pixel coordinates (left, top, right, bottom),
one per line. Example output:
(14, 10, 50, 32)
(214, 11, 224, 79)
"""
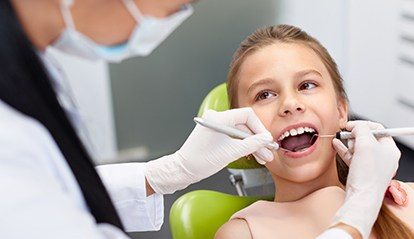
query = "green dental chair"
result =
(169, 83, 274, 239)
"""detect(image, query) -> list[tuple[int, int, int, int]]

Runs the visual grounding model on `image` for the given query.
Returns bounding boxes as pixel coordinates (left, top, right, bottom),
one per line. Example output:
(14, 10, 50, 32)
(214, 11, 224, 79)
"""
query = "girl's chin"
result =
(273, 152, 338, 183)
(283, 163, 329, 183)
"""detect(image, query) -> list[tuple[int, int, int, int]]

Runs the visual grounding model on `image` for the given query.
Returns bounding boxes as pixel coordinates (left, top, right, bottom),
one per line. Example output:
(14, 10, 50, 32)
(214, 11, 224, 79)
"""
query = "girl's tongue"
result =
(281, 133, 317, 152)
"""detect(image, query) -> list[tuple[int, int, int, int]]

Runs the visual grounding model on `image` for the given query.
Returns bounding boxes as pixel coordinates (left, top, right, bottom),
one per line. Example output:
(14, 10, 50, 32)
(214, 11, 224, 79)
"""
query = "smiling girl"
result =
(215, 25, 414, 239)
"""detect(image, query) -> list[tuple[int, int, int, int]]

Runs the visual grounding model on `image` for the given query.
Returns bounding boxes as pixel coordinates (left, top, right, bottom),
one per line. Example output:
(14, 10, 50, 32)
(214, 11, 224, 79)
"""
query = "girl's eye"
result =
(255, 90, 277, 101)
(299, 82, 317, 91)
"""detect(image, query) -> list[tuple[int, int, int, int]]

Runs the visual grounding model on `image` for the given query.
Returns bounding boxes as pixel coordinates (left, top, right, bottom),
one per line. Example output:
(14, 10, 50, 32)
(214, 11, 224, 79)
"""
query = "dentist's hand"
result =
(331, 121, 401, 239)
(145, 108, 274, 194)
(333, 124, 407, 206)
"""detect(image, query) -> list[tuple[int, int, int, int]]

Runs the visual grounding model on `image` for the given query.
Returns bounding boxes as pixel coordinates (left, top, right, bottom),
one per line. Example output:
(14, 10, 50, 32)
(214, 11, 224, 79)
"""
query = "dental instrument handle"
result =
(337, 127, 414, 140)
(193, 117, 279, 151)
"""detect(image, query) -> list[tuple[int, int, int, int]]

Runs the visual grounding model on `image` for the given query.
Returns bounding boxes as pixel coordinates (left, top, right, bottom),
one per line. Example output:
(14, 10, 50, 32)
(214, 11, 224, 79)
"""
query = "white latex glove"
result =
(330, 121, 401, 239)
(145, 108, 274, 194)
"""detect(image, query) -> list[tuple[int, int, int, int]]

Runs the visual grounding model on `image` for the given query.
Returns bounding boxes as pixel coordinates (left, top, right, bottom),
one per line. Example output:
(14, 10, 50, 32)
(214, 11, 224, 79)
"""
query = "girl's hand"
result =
(386, 180, 408, 206)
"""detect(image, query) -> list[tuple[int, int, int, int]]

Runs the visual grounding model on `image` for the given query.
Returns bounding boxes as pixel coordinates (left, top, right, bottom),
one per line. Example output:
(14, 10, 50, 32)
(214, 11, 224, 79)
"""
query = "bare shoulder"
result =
(215, 219, 252, 239)
(407, 182, 414, 190)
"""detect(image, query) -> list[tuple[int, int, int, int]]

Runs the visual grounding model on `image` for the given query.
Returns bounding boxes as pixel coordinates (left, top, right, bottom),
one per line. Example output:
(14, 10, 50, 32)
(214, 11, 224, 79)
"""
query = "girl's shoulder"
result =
(230, 200, 277, 218)
(216, 200, 273, 239)
(215, 218, 252, 239)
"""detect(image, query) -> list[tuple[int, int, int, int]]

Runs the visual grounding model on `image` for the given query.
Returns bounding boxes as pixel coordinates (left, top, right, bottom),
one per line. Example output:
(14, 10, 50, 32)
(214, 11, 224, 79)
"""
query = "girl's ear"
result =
(337, 99, 348, 129)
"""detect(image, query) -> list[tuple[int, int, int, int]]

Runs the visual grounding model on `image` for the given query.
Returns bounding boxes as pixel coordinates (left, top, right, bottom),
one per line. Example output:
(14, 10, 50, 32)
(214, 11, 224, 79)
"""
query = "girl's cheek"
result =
(254, 106, 276, 122)
(252, 108, 270, 124)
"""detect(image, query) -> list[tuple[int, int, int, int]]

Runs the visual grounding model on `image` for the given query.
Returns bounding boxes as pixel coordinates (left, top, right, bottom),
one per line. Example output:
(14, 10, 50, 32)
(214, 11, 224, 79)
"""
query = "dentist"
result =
(0, 1, 400, 239)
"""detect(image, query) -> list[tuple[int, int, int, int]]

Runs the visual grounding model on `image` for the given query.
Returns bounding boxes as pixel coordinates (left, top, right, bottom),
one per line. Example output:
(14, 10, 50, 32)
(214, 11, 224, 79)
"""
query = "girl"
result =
(216, 25, 414, 239)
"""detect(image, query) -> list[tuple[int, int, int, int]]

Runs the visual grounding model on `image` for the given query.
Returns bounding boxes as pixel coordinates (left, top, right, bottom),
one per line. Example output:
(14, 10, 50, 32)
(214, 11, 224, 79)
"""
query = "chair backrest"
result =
(169, 190, 272, 239)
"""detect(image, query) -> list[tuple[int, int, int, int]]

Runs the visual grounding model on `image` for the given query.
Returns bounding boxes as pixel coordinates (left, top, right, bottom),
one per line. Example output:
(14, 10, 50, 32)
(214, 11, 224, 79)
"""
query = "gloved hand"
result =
(334, 128, 407, 206)
(331, 121, 401, 239)
(145, 108, 274, 194)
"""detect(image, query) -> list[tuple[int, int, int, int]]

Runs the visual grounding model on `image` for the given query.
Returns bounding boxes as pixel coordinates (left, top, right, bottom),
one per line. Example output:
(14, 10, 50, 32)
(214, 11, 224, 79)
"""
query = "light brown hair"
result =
(227, 24, 414, 238)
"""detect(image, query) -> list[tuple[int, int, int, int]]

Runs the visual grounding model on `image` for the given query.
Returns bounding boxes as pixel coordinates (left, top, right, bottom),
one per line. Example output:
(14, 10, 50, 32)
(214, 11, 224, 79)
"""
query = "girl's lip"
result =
(280, 136, 319, 159)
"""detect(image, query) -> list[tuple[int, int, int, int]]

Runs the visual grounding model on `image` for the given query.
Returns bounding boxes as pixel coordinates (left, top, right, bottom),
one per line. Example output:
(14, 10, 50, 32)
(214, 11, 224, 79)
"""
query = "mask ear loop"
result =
(122, 0, 145, 23)
(60, 0, 77, 30)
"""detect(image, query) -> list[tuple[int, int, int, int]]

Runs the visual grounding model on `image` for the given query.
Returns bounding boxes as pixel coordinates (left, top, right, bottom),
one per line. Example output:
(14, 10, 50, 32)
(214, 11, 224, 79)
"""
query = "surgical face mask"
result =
(52, 0, 193, 63)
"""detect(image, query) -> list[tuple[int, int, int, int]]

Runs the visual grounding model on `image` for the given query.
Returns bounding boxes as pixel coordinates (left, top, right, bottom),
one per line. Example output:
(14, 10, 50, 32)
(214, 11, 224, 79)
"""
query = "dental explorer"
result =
(193, 117, 280, 151)
(318, 127, 414, 140)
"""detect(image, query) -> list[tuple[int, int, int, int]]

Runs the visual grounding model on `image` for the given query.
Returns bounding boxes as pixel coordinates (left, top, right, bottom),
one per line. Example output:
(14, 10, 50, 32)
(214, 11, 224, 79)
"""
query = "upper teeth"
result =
(278, 127, 316, 141)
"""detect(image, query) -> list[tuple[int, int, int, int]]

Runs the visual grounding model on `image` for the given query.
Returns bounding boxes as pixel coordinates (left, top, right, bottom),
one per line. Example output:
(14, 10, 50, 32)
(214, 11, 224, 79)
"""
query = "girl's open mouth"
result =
(277, 125, 319, 158)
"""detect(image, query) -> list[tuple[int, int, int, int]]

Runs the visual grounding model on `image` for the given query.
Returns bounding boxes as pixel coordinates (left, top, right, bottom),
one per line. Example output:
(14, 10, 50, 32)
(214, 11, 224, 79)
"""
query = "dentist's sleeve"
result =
(316, 228, 353, 239)
(96, 163, 164, 232)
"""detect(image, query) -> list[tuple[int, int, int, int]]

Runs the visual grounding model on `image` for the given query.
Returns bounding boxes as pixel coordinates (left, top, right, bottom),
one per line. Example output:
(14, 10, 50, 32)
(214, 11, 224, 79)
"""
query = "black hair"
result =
(0, 0, 124, 230)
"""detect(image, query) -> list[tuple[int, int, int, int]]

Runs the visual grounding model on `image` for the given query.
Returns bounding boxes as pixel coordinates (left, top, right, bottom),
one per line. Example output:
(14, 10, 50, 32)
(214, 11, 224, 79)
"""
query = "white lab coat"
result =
(0, 46, 166, 239)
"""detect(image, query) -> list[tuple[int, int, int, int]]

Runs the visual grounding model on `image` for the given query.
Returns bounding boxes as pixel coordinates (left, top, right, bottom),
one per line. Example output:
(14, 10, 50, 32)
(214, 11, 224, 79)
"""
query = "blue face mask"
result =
(95, 44, 128, 57)
(52, 0, 193, 63)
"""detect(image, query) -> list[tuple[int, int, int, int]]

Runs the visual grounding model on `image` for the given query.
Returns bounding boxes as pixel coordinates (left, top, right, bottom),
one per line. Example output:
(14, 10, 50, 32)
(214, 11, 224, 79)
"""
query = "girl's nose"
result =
(278, 94, 305, 117)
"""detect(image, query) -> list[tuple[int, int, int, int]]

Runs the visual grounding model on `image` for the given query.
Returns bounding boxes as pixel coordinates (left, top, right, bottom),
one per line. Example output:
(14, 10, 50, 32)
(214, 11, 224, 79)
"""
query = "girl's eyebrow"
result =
(294, 69, 323, 79)
(247, 78, 275, 94)
(247, 69, 323, 94)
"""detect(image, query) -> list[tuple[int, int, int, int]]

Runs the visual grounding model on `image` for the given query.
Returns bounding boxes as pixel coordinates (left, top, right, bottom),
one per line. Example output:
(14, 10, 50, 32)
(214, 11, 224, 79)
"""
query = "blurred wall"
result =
(346, 0, 414, 147)
(275, 0, 347, 73)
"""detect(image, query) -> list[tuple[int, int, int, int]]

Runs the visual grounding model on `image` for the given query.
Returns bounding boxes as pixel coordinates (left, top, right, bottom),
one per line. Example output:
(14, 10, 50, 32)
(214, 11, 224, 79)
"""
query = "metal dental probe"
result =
(193, 117, 280, 151)
(317, 127, 414, 140)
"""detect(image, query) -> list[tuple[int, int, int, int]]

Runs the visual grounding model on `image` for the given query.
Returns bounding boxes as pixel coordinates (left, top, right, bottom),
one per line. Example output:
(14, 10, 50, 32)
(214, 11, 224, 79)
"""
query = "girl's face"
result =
(236, 43, 348, 183)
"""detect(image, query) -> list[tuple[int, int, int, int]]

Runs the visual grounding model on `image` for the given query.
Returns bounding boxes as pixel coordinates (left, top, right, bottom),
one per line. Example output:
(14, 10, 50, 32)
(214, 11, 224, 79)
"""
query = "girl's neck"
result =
(273, 159, 344, 202)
